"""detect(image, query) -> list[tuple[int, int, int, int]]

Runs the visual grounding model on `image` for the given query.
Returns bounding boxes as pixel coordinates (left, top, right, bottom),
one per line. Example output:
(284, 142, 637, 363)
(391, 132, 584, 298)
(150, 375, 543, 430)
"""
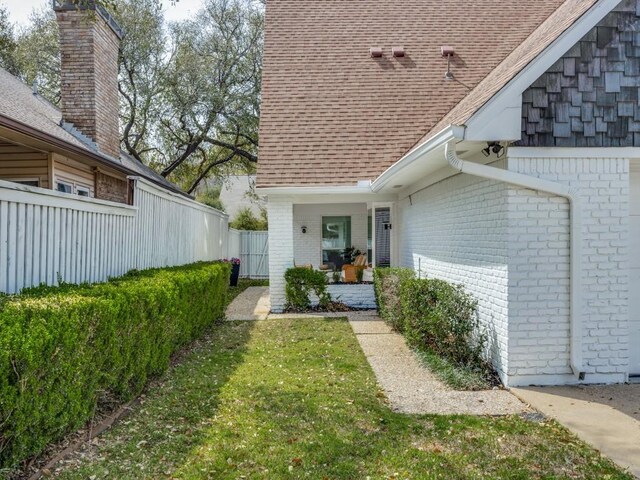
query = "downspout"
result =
(445, 141, 585, 380)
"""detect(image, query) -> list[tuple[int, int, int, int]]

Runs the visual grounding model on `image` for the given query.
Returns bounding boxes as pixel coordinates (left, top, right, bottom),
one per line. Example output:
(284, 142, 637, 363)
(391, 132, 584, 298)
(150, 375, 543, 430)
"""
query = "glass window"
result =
(56, 178, 93, 198)
(56, 181, 73, 194)
(11, 179, 39, 187)
(76, 186, 90, 197)
(322, 216, 351, 267)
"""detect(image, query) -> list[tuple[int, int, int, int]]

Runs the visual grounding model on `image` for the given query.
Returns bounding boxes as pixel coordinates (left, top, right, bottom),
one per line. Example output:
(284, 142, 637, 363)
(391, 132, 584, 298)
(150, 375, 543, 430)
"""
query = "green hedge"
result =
(374, 268, 486, 368)
(0, 262, 230, 470)
(284, 267, 331, 311)
(373, 268, 415, 332)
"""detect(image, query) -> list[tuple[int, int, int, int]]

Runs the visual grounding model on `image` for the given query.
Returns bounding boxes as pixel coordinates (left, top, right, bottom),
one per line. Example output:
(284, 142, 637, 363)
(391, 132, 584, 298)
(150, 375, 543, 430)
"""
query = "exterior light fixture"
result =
(482, 142, 505, 158)
(301, 225, 307, 234)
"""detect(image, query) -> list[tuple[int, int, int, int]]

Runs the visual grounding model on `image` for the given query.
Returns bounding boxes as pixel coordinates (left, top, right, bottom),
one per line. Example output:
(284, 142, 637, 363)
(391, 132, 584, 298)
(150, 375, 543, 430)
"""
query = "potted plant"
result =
(342, 246, 363, 264)
(332, 269, 342, 284)
(225, 258, 241, 286)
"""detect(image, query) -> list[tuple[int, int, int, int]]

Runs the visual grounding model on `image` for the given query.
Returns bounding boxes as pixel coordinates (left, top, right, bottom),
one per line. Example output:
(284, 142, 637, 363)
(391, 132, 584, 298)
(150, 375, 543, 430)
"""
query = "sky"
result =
(0, 0, 204, 26)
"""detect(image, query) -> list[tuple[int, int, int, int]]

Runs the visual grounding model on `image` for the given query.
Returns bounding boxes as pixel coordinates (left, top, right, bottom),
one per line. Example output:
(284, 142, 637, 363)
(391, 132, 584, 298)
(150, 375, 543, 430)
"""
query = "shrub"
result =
(400, 278, 485, 368)
(230, 207, 268, 231)
(374, 268, 490, 382)
(285, 267, 331, 311)
(0, 262, 230, 470)
(373, 268, 415, 332)
(196, 186, 226, 212)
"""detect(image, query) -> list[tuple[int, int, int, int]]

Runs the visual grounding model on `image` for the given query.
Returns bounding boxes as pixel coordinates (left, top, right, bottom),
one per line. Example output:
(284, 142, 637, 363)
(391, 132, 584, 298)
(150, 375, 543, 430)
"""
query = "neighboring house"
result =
(218, 175, 266, 219)
(257, 0, 640, 387)
(0, 1, 230, 294)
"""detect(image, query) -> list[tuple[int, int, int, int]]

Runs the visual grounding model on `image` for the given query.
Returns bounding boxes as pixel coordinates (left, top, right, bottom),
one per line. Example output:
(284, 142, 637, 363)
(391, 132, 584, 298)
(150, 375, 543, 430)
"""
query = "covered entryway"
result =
(630, 162, 640, 377)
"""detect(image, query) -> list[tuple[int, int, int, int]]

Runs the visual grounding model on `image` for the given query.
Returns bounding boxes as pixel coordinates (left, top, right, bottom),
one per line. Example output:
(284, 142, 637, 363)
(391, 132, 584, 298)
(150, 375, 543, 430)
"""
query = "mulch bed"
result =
(285, 301, 374, 314)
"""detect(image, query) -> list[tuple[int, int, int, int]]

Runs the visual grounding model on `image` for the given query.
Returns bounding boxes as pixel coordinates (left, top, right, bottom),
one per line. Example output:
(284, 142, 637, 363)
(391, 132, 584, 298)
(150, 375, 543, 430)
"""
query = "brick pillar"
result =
(55, 1, 122, 158)
(267, 197, 294, 312)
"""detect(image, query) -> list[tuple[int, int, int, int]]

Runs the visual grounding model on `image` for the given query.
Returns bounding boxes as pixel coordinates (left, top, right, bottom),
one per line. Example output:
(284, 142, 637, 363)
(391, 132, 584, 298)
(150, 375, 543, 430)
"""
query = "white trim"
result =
(508, 372, 628, 388)
(371, 125, 463, 193)
(371, 201, 397, 269)
(508, 147, 640, 159)
(0, 178, 137, 216)
(464, 0, 620, 141)
(445, 141, 585, 380)
(75, 185, 91, 197)
(55, 179, 74, 194)
(55, 173, 95, 198)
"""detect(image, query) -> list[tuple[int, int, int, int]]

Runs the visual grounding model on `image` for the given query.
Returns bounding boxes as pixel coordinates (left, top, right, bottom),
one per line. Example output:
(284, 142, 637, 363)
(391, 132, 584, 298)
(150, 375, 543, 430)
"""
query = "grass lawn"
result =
(52, 316, 631, 479)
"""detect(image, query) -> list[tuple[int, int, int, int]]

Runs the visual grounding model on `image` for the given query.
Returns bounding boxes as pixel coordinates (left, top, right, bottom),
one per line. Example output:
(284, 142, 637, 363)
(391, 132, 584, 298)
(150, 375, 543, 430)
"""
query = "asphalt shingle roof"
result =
(256, 0, 596, 187)
(0, 67, 186, 196)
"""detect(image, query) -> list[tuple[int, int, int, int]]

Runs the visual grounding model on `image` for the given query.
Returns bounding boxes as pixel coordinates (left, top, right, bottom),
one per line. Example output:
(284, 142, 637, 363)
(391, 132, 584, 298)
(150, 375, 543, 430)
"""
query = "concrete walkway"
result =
(513, 385, 640, 478)
(349, 315, 527, 416)
(225, 286, 271, 320)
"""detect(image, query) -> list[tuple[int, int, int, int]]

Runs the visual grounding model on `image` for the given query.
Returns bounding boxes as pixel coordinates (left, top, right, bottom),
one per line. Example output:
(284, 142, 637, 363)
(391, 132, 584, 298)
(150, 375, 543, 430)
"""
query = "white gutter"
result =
(371, 125, 465, 193)
(445, 140, 585, 380)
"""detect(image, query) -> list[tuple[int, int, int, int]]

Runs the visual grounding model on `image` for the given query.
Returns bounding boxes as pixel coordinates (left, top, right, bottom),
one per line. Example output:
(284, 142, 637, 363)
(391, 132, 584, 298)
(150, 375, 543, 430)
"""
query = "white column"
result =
(267, 196, 294, 312)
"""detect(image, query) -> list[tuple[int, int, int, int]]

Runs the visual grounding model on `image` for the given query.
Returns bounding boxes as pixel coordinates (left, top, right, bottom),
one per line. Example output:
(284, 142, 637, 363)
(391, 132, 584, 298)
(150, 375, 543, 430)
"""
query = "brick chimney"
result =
(54, 0, 123, 159)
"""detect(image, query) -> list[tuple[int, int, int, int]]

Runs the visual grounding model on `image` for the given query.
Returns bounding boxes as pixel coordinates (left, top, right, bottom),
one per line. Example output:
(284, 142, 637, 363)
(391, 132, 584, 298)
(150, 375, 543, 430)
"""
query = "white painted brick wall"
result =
(396, 153, 630, 386)
(267, 198, 294, 313)
(293, 204, 368, 268)
(397, 164, 511, 383)
(310, 284, 377, 309)
(507, 153, 629, 386)
(506, 187, 572, 380)
(270, 202, 369, 312)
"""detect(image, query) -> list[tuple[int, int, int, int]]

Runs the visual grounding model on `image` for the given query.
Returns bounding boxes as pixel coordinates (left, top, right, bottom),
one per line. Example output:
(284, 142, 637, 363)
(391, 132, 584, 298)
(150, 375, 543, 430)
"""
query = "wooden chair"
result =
(342, 255, 368, 283)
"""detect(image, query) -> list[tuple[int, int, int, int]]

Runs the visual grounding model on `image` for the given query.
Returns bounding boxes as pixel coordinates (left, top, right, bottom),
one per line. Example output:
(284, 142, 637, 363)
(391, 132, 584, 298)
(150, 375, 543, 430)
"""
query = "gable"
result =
(256, 0, 567, 188)
(519, 0, 640, 147)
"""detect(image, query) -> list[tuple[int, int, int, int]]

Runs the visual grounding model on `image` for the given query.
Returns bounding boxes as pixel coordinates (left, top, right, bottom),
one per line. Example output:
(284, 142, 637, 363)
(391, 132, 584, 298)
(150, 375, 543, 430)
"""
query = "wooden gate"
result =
(239, 231, 269, 279)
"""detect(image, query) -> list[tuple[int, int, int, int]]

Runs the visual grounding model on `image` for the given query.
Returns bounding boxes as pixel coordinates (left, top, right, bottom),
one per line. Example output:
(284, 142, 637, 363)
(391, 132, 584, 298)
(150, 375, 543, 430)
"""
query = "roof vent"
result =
(441, 45, 454, 57)
(441, 46, 455, 80)
(370, 47, 383, 58)
(392, 46, 405, 57)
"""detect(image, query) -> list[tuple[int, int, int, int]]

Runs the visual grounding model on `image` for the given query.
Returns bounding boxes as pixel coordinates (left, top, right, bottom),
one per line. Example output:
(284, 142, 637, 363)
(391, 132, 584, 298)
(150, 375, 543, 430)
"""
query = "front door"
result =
(374, 207, 391, 268)
(630, 164, 640, 376)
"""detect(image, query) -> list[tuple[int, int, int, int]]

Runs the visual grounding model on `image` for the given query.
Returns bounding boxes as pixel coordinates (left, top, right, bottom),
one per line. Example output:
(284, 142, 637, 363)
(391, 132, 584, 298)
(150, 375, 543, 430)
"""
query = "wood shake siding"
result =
(519, 0, 640, 147)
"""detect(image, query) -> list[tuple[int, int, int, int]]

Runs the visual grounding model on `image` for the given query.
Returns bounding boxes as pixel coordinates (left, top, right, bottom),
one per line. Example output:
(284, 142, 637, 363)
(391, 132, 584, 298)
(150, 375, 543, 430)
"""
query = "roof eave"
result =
(371, 125, 465, 193)
(0, 113, 190, 199)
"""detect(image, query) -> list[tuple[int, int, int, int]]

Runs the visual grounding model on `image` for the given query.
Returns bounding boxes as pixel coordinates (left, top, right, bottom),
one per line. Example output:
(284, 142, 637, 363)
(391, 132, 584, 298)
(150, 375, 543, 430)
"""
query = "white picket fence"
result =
(0, 177, 229, 294)
(227, 229, 269, 279)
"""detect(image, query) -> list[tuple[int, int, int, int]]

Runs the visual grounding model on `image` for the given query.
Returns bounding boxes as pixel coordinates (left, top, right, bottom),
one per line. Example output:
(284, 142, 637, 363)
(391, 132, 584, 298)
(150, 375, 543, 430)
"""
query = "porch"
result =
(267, 197, 398, 312)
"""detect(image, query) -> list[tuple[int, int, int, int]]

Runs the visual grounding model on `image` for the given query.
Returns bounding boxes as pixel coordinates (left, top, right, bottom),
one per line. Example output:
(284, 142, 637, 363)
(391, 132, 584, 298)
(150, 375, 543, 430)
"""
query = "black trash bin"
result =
(230, 262, 240, 287)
